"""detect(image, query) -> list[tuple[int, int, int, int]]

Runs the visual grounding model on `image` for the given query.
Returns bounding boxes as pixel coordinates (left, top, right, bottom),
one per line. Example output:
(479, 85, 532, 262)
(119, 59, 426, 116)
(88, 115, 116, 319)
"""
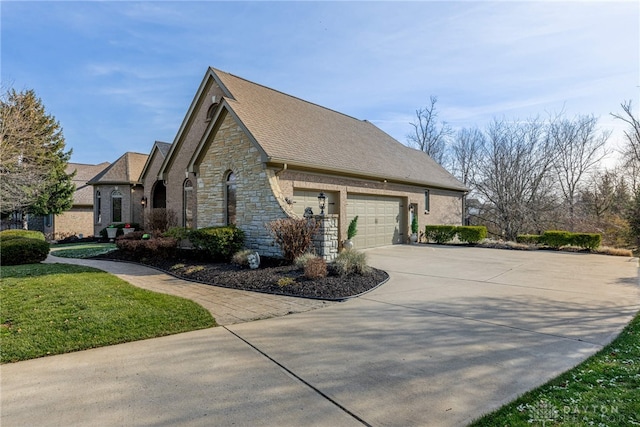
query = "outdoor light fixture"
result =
(318, 192, 326, 215)
(141, 196, 148, 207)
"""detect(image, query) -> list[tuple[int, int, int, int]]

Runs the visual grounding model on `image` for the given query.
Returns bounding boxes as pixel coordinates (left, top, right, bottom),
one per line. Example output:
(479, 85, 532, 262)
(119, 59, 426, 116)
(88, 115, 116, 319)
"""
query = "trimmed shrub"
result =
(164, 226, 192, 240)
(294, 252, 319, 270)
(0, 229, 46, 242)
(304, 257, 328, 279)
(516, 234, 541, 244)
(266, 218, 319, 263)
(540, 230, 571, 248)
(1, 237, 50, 265)
(424, 225, 457, 244)
(569, 233, 602, 250)
(334, 249, 371, 276)
(347, 216, 359, 240)
(189, 226, 245, 261)
(455, 226, 487, 244)
(99, 223, 141, 240)
(116, 236, 178, 260)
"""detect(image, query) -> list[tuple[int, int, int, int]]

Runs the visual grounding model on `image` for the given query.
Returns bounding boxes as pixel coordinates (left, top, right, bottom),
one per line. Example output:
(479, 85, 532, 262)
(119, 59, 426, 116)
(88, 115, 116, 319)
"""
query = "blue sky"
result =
(2, 1, 638, 166)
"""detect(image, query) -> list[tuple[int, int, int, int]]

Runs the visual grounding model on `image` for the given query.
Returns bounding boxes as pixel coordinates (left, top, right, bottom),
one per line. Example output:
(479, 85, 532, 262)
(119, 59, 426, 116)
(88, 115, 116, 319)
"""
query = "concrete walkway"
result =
(43, 254, 336, 325)
(2, 246, 638, 426)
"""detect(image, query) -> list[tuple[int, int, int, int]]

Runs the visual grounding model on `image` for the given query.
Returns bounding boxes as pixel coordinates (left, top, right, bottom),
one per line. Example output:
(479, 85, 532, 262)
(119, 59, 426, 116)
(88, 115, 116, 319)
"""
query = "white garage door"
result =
(346, 194, 404, 249)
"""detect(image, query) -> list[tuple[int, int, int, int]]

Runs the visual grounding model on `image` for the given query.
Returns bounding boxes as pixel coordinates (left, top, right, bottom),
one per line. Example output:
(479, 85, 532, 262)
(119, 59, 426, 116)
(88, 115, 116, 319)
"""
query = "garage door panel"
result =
(346, 194, 404, 249)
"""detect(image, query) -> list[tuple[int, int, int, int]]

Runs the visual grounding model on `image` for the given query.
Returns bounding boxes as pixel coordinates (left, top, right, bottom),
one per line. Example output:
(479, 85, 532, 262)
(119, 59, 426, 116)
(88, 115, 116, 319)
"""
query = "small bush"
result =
(164, 226, 192, 240)
(116, 231, 145, 241)
(569, 233, 602, 250)
(516, 234, 541, 244)
(277, 277, 296, 287)
(266, 218, 319, 263)
(424, 225, 457, 244)
(334, 249, 371, 276)
(294, 252, 319, 270)
(145, 208, 177, 234)
(116, 237, 178, 260)
(304, 257, 328, 279)
(189, 226, 245, 261)
(347, 216, 359, 240)
(0, 229, 46, 242)
(231, 249, 254, 268)
(455, 226, 487, 244)
(1, 237, 50, 265)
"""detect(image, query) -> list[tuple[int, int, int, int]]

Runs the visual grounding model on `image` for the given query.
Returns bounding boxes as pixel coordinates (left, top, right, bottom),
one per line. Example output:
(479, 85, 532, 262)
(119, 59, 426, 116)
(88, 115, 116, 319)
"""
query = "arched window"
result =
(111, 190, 123, 223)
(225, 171, 236, 225)
(95, 191, 102, 224)
(183, 179, 193, 228)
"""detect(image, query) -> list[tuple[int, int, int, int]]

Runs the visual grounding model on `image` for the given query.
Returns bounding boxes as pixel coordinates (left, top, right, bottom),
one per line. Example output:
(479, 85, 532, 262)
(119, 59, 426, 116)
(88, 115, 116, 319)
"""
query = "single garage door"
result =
(346, 194, 404, 249)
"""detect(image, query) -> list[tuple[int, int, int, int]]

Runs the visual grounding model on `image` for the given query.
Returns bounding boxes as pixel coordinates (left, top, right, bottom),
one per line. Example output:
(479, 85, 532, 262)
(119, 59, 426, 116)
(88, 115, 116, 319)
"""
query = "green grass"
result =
(470, 311, 640, 426)
(50, 242, 117, 258)
(0, 263, 215, 363)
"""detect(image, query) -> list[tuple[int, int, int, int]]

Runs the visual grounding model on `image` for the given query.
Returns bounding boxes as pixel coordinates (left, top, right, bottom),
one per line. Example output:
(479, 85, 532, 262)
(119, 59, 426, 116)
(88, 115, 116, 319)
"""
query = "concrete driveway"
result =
(1, 245, 638, 426)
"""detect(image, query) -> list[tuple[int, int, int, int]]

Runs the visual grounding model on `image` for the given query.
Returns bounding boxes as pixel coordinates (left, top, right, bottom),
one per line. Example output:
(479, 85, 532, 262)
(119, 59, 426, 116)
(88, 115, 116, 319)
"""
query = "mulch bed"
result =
(92, 250, 389, 300)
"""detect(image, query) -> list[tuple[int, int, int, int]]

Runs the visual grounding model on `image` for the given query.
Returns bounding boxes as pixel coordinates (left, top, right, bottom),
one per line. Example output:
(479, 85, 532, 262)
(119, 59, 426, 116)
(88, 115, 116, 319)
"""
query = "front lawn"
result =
(0, 263, 215, 363)
(470, 310, 640, 426)
(50, 242, 117, 258)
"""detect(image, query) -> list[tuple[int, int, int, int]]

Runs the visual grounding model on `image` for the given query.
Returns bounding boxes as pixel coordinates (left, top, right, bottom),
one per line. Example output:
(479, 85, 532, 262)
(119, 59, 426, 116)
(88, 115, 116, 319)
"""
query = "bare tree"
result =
(612, 100, 640, 165)
(450, 126, 484, 187)
(473, 117, 555, 240)
(548, 113, 610, 231)
(407, 96, 453, 165)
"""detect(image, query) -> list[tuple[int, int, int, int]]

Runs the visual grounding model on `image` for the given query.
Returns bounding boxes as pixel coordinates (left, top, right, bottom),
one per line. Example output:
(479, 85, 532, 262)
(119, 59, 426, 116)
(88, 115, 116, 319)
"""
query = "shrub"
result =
(411, 214, 419, 235)
(116, 236, 178, 260)
(145, 208, 177, 234)
(334, 249, 371, 276)
(347, 216, 359, 240)
(455, 226, 487, 244)
(231, 249, 254, 268)
(189, 226, 245, 261)
(164, 226, 192, 240)
(294, 252, 319, 270)
(516, 234, 541, 244)
(0, 229, 46, 242)
(1, 237, 50, 265)
(424, 225, 457, 244)
(568, 233, 602, 250)
(540, 230, 571, 248)
(304, 257, 328, 279)
(277, 277, 296, 287)
(116, 231, 145, 241)
(266, 218, 319, 263)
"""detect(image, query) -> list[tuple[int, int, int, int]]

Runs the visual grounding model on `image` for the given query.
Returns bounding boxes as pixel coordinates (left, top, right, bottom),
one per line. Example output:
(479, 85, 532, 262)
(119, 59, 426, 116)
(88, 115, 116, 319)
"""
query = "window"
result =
(424, 190, 430, 213)
(183, 179, 193, 228)
(96, 191, 102, 223)
(111, 190, 122, 223)
(225, 171, 236, 225)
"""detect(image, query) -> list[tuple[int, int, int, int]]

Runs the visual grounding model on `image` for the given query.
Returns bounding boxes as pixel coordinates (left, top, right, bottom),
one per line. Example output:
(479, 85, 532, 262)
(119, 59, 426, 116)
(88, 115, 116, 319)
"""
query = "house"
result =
(2, 162, 110, 239)
(88, 152, 148, 236)
(135, 67, 468, 258)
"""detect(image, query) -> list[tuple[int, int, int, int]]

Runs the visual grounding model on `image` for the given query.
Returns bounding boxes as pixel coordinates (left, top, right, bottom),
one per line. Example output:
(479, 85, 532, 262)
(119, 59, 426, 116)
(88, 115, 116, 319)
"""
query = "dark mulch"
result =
(92, 250, 388, 300)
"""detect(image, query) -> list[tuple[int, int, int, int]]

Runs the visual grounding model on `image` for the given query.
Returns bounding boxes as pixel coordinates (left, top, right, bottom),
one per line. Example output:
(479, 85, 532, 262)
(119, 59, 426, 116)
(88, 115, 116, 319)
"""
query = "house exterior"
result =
(136, 67, 468, 257)
(88, 152, 148, 236)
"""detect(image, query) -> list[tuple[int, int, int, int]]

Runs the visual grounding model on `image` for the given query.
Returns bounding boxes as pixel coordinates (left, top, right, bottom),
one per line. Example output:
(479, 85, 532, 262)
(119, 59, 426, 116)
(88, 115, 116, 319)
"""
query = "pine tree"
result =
(0, 88, 74, 229)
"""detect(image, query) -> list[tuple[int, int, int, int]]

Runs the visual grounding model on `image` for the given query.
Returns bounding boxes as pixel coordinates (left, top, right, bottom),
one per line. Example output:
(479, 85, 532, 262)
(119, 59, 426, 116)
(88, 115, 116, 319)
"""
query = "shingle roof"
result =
(66, 162, 110, 206)
(87, 152, 148, 185)
(212, 68, 467, 191)
(140, 141, 172, 182)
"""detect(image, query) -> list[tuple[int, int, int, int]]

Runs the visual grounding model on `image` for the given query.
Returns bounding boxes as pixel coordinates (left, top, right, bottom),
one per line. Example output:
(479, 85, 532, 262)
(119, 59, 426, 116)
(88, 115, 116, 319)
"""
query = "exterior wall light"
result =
(141, 196, 148, 207)
(318, 192, 326, 215)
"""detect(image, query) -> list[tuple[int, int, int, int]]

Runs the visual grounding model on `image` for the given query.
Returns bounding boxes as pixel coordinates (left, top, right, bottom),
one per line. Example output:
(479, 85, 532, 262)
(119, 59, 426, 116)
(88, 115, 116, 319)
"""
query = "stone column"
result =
(312, 214, 339, 262)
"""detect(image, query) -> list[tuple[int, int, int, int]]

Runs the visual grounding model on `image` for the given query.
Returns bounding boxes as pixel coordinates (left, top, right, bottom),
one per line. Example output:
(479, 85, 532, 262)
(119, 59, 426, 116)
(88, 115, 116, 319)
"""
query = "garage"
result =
(346, 194, 405, 249)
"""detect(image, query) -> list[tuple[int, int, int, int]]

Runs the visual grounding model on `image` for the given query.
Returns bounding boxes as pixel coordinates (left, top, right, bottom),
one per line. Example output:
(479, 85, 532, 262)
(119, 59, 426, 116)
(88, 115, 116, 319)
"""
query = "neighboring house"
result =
(134, 67, 468, 256)
(88, 152, 148, 236)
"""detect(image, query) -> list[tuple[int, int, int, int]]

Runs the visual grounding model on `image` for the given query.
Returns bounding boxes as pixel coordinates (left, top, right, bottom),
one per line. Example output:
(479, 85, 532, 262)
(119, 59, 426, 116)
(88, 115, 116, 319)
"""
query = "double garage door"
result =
(346, 194, 404, 249)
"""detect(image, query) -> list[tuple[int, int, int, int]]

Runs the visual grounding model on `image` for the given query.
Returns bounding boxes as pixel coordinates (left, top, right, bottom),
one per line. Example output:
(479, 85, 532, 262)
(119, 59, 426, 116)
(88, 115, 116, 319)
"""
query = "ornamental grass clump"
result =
(335, 249, 371, 276)
(294, 252, 319, 269)
(304, 257, 327, 279)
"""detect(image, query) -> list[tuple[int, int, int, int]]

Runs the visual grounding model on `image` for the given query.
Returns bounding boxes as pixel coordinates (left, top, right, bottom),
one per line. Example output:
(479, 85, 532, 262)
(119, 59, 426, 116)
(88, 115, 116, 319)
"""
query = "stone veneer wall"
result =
(196, 112, 288, 257)
(312, 215, 339, 262)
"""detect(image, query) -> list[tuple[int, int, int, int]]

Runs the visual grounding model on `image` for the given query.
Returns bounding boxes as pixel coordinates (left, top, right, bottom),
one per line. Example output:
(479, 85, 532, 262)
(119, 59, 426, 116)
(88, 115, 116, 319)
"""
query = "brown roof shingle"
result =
(212, 68, 467, 191)
(87, 152, 148, 185)
(66, 162, 110, 206)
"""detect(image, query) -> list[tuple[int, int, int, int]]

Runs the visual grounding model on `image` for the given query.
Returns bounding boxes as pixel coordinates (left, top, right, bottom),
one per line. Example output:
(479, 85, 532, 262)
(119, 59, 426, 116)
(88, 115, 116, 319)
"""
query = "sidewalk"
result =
(45, 255, 336, 325)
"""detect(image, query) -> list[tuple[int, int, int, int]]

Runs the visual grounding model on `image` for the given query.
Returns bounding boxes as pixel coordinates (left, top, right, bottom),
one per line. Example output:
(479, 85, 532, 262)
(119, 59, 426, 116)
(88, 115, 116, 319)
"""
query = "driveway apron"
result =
(1, 246, 638, 426)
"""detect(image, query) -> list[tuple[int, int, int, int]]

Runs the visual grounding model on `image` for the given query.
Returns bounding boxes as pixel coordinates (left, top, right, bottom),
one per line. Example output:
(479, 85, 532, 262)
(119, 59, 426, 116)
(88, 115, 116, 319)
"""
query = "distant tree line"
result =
(408, 98, 640, 250)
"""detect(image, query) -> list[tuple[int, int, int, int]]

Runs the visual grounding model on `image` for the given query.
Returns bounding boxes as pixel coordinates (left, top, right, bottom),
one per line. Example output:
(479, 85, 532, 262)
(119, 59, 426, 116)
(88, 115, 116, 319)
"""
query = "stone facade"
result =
(195, 112, 288, 257)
